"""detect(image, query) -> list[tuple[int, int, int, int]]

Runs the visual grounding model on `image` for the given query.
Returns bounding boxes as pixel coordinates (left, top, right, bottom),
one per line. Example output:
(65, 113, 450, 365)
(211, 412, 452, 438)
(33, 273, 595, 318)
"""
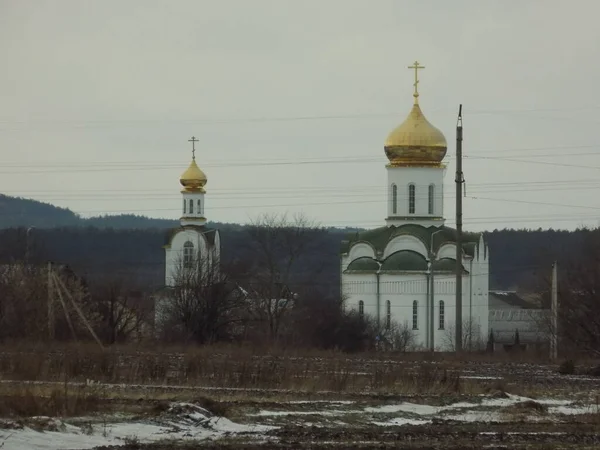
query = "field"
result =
(0, 345, 599, 449)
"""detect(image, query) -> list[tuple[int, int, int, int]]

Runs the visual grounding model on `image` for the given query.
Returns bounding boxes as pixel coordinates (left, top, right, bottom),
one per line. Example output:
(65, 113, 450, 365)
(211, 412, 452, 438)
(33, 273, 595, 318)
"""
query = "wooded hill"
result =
(0, 194, 589, 291)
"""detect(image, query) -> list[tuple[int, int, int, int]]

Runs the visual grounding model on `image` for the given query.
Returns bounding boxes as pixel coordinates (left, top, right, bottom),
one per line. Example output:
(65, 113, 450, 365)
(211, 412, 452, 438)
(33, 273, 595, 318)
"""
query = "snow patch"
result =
(0, 402, 277, 450)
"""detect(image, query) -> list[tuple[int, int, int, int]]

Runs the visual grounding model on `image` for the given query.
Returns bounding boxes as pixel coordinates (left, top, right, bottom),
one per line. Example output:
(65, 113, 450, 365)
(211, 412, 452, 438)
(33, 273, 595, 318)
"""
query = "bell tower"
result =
(180, 136, 207, 226)
(384, 61, 447, 228)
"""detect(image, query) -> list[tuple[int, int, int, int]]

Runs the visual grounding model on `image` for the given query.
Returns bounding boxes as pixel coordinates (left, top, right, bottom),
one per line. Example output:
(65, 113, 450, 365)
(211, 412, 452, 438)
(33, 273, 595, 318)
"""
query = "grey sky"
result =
(1, 0, 600, 231)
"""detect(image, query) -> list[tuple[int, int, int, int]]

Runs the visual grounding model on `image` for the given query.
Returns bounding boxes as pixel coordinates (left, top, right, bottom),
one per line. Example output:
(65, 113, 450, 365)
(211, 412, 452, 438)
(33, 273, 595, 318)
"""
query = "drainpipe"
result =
(425, 264, 430, 349)
(376, 265, 382, 329)
(429, 229, 444, 353)
(469, 258, 473, 351)
(430, 264, 435, 352)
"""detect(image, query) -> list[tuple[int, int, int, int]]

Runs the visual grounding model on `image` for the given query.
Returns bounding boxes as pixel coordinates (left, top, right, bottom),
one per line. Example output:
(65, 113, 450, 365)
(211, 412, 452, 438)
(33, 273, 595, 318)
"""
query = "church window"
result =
(183, 199, 186, 214)
(358, 300, 364, 318)
(412, 300, 418, 330)
(439, 300, 445, 330)
(197, 199, 202, 214)
(189, 199, 194, 214)
(386, 300, 391, 329)
(408, 184, 415, 214)
(183, 241, 194, 268)
(428, 184, 434, 214)
(391, 184, 397, 214)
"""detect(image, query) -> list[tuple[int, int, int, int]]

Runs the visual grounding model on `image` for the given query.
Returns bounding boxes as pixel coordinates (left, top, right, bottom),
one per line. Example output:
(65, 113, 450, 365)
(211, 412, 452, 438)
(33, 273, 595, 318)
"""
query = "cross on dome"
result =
(188, 136, 199, 160)
(180, 136, 207, 191)
(407, 61, 425, 103)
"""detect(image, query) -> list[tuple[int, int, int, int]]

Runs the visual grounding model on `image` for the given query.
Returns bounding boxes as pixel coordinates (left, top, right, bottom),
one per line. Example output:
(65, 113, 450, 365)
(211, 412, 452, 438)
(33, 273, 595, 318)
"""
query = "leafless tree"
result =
(0, 263, 47, 340)
(545, 229, 600, 357)
(88, 277, 152, 344)
(160, 253, 246, 344)
(380, 320, 418, 352)
(242, 213, 326, 342)
(441, 318, 484, 352)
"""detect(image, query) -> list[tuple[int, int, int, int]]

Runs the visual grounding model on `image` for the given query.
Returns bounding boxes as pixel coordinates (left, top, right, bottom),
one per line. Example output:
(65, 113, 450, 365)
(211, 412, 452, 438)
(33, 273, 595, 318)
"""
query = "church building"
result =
(155, 138, 221, 330)
(340, 63, 489, 351)
(164, 137, 221, 286)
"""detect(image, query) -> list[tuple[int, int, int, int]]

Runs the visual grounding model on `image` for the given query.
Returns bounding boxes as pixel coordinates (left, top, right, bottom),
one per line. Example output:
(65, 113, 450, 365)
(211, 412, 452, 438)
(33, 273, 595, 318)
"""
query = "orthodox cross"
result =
(188, 136, 199, 160)
(408, 60, 425, 101)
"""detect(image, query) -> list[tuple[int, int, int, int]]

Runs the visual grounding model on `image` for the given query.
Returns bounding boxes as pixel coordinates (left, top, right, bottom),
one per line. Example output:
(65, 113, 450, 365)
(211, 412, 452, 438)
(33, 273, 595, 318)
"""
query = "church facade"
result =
(340, 63, 489, 351)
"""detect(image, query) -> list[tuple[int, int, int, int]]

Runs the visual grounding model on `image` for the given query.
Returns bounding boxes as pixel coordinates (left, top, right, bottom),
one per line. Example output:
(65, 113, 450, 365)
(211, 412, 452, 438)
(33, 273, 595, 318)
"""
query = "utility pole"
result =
(550, 261, 558, 360)
(455, 105, 464, 353)
(25, 227, 34, 265)
(47, 261, 55, 340)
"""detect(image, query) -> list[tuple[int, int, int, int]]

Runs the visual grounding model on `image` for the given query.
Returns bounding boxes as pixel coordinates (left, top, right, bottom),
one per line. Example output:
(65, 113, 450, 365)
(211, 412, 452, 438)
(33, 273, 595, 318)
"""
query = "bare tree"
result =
(243, 213, 325, 342)
(441, 318, 484, 352)
(88, 277, 152, 344)
(0, 263, 47, 340)
(380, 320, 418, 352)
(161, 253, 246, 344)
(548, 229, 600, 357)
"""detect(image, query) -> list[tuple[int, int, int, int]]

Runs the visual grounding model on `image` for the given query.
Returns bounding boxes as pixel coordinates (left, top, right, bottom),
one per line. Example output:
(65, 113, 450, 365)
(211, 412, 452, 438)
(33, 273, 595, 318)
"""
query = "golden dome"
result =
(180, 159, 207, 192)
(384, 101, 447, 166)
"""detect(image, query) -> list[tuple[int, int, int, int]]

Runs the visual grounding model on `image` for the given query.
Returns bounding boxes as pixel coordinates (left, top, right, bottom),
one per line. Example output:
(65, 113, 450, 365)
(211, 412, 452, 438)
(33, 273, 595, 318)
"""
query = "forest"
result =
(0, 194, 592, 291)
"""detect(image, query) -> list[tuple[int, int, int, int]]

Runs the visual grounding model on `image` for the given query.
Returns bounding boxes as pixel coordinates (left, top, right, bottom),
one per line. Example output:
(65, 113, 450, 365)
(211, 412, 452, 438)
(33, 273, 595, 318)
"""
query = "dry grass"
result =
(0, 384, 104, 418)
(0, 342, 594, 404)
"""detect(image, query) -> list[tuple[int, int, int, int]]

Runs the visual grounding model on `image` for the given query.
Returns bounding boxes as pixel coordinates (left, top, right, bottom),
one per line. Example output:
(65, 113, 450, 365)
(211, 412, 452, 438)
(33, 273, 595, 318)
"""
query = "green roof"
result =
(341, 224, 481, 257)
(432, 257, 468, 273)
(381, 250, 428, 272)
(346, 257, 380, 272)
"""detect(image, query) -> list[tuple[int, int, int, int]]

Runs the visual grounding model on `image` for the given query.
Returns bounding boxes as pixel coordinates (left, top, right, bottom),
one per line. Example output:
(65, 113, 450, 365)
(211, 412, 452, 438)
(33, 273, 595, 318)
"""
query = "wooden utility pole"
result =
(54, 273, 104, 350)
(455, 105, 464, 353)
(550, 261, 558, 360)
(54, 273, 104, 349)
(47, 261, 55, 340)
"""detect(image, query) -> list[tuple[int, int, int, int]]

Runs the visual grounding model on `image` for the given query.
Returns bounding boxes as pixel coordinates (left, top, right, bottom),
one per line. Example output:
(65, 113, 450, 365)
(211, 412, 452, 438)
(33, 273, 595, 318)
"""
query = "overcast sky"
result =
(1, 0, 600, 231)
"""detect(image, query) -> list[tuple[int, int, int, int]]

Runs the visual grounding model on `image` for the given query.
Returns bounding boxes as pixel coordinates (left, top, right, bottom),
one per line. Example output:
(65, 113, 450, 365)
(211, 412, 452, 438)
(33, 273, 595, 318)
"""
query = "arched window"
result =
(412, 300, 418, 330)
(408, 183, 416, 214)
(386, 300, 391, 329)
(197, 199, 202, 215)
(358, 300, 364, 318)
(183, 199, 187, 214)
(428, 184, 434, 214)
(189, 199, 194, 214)
(183, 241, 194, 268)
(391, 184, 397, 214)
(439, 300, 445, 330)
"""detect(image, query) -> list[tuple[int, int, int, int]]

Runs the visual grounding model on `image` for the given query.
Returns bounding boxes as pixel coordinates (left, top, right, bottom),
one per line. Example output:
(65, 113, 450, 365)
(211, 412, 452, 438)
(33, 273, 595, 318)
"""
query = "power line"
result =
(1, 104, 599, 127)
(0, 147, 598, 173)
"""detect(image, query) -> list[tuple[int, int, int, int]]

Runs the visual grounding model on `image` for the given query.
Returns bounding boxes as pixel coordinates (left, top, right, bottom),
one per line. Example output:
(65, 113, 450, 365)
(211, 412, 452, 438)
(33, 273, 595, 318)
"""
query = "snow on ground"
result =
(255, 393, 596, 426)
(288, 400, 354, 405)
(372, 418, 432, 426)
(0, 403, 277, 450)
(550, 404, 599, 415)
(1, 394, 597, 448)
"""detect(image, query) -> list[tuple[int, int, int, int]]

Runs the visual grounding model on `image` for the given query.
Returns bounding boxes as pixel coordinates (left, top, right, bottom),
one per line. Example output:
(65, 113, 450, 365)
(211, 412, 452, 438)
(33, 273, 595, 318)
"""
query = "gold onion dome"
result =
(180, 159, 207, 191)
(384, 61, 447, 166)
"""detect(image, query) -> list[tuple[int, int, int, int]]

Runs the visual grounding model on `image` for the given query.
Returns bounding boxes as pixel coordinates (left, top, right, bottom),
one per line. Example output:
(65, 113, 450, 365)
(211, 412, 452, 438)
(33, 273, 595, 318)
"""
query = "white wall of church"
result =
(181, 192, 206, 226)
(386, 166, 446, 220)
(341, 239, 490, 351)
(164, 229, 215, 287)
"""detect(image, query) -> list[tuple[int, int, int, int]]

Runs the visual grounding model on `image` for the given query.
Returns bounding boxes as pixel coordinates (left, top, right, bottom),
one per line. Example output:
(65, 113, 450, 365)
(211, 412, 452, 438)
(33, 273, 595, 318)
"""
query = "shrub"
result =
(557, 359, 576, 375)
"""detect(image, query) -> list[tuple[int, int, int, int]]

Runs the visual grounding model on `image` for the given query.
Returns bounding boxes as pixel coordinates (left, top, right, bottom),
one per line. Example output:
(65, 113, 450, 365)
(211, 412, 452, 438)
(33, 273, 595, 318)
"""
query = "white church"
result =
(155, 138, 221, 328)
(163, 138, 220, 286)
(340, 63, 489, 351)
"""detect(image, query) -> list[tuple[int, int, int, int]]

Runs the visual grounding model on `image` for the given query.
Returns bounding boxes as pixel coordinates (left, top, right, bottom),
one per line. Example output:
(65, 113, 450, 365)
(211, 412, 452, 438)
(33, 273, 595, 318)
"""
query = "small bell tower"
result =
(180, 136, 207, 226)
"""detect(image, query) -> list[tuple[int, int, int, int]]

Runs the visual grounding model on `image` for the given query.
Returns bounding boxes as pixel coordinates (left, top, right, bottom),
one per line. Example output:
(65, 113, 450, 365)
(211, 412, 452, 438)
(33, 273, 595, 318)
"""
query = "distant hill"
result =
(0, 194, 178, 229)
(0, 195, 80, 228)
